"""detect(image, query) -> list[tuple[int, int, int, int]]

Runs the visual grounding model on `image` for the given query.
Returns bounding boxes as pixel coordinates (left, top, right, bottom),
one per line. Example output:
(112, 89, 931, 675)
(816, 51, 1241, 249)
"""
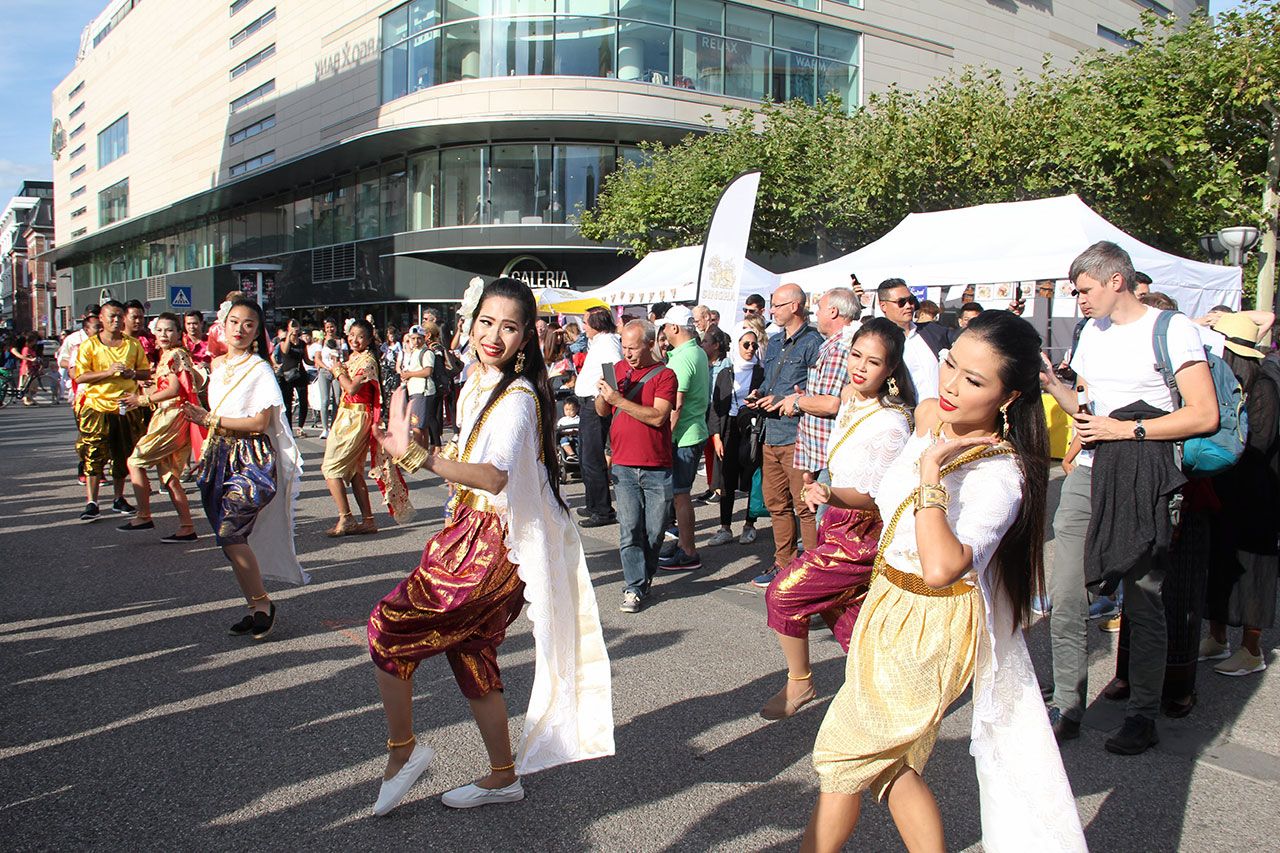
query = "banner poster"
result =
(696, 171, 762, 325)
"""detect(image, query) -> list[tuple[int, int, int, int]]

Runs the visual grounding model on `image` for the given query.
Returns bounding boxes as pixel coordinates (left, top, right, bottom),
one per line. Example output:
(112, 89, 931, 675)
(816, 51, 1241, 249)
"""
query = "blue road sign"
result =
(170, 286, 193, 308)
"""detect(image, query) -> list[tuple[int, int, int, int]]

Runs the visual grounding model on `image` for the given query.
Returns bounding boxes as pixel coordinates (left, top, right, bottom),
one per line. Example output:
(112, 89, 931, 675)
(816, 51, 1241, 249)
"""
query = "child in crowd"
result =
(558, 398, 581, 460)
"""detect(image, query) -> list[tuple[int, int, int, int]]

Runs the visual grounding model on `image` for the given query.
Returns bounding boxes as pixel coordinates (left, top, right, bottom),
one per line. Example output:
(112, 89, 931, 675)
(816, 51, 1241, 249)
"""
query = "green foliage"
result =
(579, 1, 1279, 266)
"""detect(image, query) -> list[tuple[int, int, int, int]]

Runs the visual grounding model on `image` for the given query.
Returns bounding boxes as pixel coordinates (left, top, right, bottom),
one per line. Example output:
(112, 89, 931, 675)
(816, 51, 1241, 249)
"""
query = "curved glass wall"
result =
(380, 0, 860, 111)
(81, 143, 637, 287)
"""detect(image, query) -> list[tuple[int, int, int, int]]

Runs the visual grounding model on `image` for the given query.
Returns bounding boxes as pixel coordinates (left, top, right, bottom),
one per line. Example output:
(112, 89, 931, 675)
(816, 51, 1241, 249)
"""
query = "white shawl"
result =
(207, 357, 308, 586)
(454, 373, 614, 774)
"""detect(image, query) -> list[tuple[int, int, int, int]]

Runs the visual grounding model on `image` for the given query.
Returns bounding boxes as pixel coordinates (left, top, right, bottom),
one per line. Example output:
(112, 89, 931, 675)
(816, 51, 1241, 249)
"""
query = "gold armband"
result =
(913, 482, 950, 514)
(395, 442, 430, 474)
(439, 439, 460, 462)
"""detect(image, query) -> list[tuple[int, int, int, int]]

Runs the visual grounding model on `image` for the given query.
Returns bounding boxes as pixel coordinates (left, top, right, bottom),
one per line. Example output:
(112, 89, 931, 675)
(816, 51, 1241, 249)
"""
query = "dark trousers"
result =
(422, 392, 442, 448)
(578, 397, 613, 516)
(278, 377, 308, 429)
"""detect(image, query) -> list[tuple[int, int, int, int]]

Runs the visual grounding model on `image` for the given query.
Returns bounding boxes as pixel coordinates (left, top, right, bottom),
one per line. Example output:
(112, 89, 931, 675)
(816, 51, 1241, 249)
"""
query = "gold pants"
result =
(322, 405, 370, 480)
(127, 403, 191, 485)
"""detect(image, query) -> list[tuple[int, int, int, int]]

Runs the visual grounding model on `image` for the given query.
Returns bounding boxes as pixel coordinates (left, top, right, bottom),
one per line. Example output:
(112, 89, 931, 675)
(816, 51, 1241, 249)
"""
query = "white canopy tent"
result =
(783, 195, 1242, 319)
(587, 245, 780, 311)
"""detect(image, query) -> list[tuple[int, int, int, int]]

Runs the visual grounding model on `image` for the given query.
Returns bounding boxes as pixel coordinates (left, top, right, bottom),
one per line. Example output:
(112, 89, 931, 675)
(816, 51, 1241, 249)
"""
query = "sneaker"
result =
(658, 549, 701, 571)
(752, 569, 778, 589)
(112, 497, 136, 515)
(1198, 635, 1231, 662)
(319, 430, 329, 439)
(1048, 706, 1080, 743)
(707, 528, 735, 547)
(79, 502, 100, 522)
(579, 513, 616, 529)
(229, 612, 255, 636)
(738, 526, 758, 545)
(663, 527, 678, 542)
(659, 539, 679, 559)
(441, 779, 525, 809)
(1105, 714, 1159, 755)
(250, 603, 277, 641)
(1031, 594, 1052, 616)
(1088, 595, 1120, 620)
(1214, 648, 1266, 677)
(619, 590, 642, 613)
(576, 506, 594, 518)
(160, 531, 199, 543)
(1099, 615, 1122, 633)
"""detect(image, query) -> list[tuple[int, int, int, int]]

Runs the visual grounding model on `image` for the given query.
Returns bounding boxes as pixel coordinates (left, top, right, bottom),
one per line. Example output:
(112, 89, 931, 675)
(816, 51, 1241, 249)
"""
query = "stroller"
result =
(556, 421, 581, 484)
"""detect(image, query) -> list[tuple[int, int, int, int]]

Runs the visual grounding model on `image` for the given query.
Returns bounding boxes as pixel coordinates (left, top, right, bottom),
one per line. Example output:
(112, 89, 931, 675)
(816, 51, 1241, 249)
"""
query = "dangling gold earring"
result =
(999, 399, 1011, 439)
(252, 339, 259, 353)
(514, 351, 526, 372)
(887, 377, 900, 397)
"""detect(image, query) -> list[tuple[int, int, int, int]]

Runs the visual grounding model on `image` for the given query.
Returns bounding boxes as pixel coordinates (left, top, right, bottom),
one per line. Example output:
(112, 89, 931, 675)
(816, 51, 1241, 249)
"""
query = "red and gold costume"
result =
(128, 348, 207, 484)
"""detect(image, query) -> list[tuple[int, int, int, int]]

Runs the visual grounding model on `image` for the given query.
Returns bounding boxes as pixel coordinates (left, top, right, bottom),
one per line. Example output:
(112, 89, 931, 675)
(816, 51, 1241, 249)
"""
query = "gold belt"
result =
(340, 402, 371, 412)
(880, 564, 973, 598)
(212, 427, 266, 439)
(450, 488, 500, 516)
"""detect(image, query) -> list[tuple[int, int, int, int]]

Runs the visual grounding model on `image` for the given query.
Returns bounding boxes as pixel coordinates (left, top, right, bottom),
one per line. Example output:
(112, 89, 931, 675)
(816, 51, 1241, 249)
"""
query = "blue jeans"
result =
(316, 370, 339, 432)
(615, 465, 673, 596)
(814, 467, 831, 529)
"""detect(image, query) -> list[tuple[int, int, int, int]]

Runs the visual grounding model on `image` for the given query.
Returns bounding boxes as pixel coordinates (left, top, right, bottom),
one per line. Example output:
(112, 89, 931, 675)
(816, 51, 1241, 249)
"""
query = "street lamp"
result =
(1217, 226, 1260, 267)
(1197, 233, 1225, 263)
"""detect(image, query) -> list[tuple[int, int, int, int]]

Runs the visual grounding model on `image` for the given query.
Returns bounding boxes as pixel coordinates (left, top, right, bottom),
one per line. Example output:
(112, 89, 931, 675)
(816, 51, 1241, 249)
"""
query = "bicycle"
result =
(0, 366, 16, 408)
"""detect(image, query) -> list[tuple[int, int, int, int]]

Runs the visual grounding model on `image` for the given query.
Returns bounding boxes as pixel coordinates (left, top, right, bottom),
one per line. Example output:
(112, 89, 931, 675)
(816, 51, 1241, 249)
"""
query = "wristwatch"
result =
(1133, 419, 1146, 441)
(791, 396, 803, 417)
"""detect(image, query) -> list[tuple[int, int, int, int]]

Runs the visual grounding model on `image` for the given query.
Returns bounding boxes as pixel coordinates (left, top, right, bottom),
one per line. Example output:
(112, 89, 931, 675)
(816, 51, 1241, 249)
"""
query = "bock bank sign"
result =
(315, 36, 378, 81)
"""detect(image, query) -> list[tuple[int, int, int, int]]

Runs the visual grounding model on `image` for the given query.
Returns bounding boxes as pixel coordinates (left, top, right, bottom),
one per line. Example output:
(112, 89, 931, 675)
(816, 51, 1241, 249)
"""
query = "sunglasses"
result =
(741, 341, 759, 350)
(770, 299, 799, 309)
(743, 307, 760, 315)
(883, 297, 918, 308)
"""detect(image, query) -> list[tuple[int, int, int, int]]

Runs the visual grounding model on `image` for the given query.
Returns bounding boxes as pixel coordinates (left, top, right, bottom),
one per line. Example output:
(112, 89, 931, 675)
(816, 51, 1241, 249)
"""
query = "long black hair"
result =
(348, 318, 381, 383)
(469, 277, 567, 510)
(228, 297, 272, 362)
(961, 311, 1050, 631)
(851, 317, 918, 410)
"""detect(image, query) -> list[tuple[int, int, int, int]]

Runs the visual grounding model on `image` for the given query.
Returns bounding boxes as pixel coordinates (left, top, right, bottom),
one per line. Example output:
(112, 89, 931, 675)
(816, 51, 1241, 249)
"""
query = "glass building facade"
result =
(380, 0, 860, 111)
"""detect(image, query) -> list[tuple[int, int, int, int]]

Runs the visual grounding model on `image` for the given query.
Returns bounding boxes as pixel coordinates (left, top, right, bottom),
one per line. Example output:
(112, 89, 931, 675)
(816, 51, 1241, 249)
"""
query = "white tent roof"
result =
(587, 245, 780, 308)
(783, 195, 1241, 317)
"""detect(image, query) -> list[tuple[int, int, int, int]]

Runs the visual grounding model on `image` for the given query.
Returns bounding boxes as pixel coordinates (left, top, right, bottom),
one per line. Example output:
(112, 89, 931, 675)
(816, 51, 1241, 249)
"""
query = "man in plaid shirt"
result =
(778, 288, 862, 519)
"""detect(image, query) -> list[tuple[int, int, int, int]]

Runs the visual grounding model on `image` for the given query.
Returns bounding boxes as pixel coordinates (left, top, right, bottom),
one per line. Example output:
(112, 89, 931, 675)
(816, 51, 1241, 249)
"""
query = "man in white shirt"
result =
(1040, 241, 1219, 756)
(575, 307, 623, 526)
(57, 309, 99, 405)
(877, 279, 939, 400)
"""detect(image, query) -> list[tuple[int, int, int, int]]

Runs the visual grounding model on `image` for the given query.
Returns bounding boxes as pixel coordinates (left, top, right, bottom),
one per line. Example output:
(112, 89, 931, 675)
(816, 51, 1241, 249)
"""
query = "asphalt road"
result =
(1, 402, 1276, 851)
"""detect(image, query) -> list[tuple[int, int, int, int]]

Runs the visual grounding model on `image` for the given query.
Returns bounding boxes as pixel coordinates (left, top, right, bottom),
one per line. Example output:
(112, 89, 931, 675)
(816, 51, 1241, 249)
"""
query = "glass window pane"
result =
(492, 0, 554, 13)
(771, 49, 815, 104)
(312, 185, 335, 247)
(410, 0, 440, 33)
(674, 0, 720, 33)
(381, 161, 407, 233)
(674, 29, 720, 92)
(616, 0, 668, 23)
(554, 17, 615, 78)
(441, 21, 482, 83)
(818, 26, 856, 63)
(411, 30, 438, 91)
(723, 38, 768, 100)
(357, 168, 381, 238)
(409, 151, 439, 230)
(444, 0, 481, 21)
(489, 16, 554, 77)
(382, 41, 409, 102)
(490, 144, 551, 224)
(383, 5, 409, 44)
(333, 175, 356, 243)
(552, 144, 614, 223)
(440, 147, 486, 226)
(275, 199, 294, 252)
(773, 17, 816, 54)
(229, 212, 247, 261)
(816, 60, 857, 111)
(726, 6, 769, 43)
(293, 196, 313, 250)
(618, 21, 671, 83)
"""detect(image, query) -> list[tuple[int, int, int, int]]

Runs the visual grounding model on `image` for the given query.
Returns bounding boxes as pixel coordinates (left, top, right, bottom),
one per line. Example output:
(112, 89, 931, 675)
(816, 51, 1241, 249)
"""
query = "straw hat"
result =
(1211, 313, 1265, 359)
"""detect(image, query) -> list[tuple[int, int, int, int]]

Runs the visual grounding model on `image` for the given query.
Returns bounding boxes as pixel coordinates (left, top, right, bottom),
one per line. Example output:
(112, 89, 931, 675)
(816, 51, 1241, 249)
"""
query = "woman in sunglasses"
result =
(706, 324, 767, 546)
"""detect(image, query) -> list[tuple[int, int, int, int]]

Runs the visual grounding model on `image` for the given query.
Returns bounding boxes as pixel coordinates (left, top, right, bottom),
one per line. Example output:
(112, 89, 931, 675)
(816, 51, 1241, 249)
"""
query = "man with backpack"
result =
(1040, 241, 1220, 756)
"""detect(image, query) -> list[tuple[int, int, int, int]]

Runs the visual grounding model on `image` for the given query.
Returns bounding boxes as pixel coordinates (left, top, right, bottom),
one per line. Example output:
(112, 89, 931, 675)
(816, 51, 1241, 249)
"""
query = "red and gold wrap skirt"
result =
(368, 497, 525, 699)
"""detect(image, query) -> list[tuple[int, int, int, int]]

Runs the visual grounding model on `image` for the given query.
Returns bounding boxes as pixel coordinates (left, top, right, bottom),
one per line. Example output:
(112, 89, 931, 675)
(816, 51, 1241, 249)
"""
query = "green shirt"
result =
(667, 338, 710, 448)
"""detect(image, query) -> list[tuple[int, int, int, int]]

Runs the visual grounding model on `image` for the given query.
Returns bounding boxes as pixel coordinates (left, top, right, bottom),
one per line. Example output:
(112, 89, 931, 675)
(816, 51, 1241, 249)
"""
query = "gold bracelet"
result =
(914, 483, 950, 513)
(387, 734, 417, 751)
(817, 483, 832, 502)
(489, 761, 516, 773)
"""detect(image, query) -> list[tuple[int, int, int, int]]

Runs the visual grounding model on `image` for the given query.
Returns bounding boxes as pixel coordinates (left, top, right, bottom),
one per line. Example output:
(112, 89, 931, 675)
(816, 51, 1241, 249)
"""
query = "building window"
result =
(231, 8, 276, 48)
(230, 0, 254, 15)
(68, 80, 85, 98)
(1098, 24, 1138, 48)
(70, 123, 86, 139)
(230, 43, 276, 78)
(70, 144, 86, 159)
(97, 114, 129, 167)
(71, 227, 87, 238)
(93, 0, 139, 47)
(229, 114, 276, 145)
(229, 150, 276, 176)
(70, 186, 87, 199)
(99, 178, 129, 226)
(71, 207, 87, 218)
(230, 79, 276, 113)
(1132, 0, 1171, 15)
(69, 102, 85, 119)
(70, 165, 86, 179)
(378, 0, 861, 111)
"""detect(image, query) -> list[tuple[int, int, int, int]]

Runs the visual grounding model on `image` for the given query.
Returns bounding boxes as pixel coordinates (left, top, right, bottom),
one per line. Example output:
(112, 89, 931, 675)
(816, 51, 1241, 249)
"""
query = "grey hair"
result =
(625, 318, 657, 344)
(824, 287, 861, 320)
(1068, 241, 1135, 291)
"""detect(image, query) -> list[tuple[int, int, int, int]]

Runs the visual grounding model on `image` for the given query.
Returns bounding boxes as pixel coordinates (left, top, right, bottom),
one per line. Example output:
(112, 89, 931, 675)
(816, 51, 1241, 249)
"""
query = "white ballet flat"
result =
(372, 744, 436, 817)
(440, 779, 525, 809)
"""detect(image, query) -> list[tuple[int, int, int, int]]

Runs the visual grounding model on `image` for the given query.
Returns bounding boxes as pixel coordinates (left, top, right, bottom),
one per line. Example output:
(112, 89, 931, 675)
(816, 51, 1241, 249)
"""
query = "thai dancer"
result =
(366, 277, 612, 816)
(181, 298, 306, 641)
(118, 312, 207, 542)
(803, 312, 1085, 852)
(761, 318, 915, 719)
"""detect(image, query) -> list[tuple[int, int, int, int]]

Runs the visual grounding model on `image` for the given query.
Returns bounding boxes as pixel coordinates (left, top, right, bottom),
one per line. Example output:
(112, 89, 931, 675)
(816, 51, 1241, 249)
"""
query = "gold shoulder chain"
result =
(449, 383, 542, 515)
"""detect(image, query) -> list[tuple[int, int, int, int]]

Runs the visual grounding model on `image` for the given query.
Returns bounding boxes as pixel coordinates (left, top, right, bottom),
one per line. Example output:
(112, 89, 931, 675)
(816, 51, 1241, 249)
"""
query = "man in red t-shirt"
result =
(596, 320, 677, 614)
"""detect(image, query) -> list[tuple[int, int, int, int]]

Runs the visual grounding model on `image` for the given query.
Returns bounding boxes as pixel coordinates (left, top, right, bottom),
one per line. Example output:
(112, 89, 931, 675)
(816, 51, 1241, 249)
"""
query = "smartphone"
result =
(603, 362, 618, 392)
(1014, 282, 1023, 302)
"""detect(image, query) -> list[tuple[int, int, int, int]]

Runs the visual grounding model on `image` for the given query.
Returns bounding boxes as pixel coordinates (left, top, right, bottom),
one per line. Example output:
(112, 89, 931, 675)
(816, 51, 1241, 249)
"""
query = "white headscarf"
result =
(729, 323, 760, 415)
(730, 323, 760, 369)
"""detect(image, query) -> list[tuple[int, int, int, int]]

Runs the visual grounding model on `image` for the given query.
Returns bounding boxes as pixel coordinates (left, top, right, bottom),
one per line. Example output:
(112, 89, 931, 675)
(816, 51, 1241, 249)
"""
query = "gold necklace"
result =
(219, 352, 255, 383)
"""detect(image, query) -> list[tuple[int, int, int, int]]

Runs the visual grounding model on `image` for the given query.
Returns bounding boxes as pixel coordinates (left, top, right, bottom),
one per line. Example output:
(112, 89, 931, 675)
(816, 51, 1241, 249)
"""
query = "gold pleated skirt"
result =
(321, 405, 370, 480)
(813, 569, 982, 799)
(127, 403, 191, 485)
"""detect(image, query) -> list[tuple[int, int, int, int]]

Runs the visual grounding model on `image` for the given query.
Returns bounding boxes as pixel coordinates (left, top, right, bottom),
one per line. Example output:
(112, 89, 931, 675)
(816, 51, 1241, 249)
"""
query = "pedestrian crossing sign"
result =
(170, 286, 193, 308)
